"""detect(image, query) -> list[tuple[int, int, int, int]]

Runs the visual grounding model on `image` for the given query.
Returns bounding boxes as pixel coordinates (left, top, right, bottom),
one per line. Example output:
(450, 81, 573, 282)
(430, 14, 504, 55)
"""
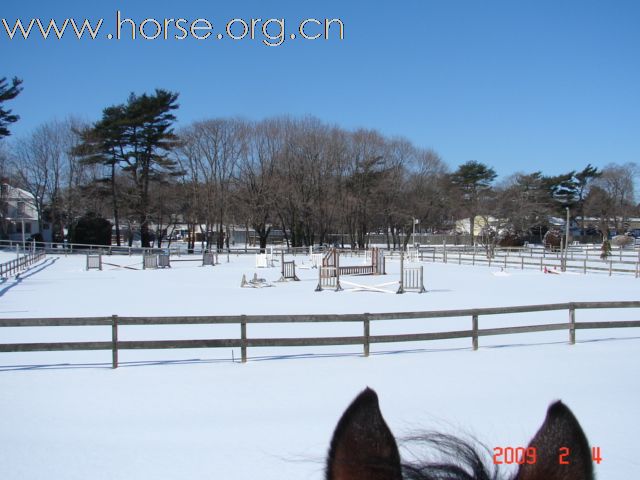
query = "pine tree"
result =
(74, 105, 129, 246)
(120, 90, 181, 247)
(449, 161, 497, 246)
(0, 77, 23, 138)
(543, 172, 578, 212)
(575, 165, 601, 234)
(75, 89, 181, 248)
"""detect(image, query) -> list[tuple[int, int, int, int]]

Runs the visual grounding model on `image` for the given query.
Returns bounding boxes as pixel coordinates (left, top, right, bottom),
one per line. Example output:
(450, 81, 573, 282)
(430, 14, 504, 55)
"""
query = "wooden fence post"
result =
(363, 313, 370, 357)
(472, 314, 479, 351)
(569, 304, 576, 345)
(111, 315, 118, 369)
(397, 252, 405, 294)
(241, 315, 247, 363)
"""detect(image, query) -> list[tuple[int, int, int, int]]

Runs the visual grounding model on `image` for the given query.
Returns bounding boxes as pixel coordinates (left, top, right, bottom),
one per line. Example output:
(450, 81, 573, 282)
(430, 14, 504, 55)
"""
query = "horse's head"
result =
(326, 388, 594, 480)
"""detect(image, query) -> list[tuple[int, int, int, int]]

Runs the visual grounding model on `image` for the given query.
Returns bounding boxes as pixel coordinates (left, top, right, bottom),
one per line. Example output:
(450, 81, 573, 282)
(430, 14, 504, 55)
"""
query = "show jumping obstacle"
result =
(255, 247, 276, 268)
(316, 249, 425, 294)
(85, 254, 102, 271)
(158, 253, 171, 268)
(278, 252, 300, 282)
(323, 248, 385, 275)
(397, 250, 426, 294)
(142, 252, 175, 269)
(240, 273, 273, 288)
(202, 251, 217, 266)
(315, 266, 343, 292)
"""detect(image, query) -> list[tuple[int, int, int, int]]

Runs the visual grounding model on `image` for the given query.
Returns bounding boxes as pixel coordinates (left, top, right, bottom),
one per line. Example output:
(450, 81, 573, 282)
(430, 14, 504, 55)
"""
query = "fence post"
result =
(397, 252, 405, 294)
(241, 315, 247, 363)
(472, 314, 479, 351)
(569, 304, 576, 345)
(363, 313, 370, 357)
(111, 315, 119, 369)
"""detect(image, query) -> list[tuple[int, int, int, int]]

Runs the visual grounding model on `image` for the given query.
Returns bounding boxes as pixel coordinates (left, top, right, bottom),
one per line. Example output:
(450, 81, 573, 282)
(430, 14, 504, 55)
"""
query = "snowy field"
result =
(0, 250, 20, 263)
(1, 251, 639, 478)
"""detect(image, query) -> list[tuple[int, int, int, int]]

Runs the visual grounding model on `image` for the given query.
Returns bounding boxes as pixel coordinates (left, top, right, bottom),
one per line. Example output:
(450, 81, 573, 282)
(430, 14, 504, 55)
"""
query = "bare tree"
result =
(235, 119, 280, 251)
(175, 126, 208, 252)
(188, 118, 246, 249)
(587, 162, 638, 235)
(401, 148, 449, 244)
(272, 116, 345, 247)
(12, 121, 64, 239)
(494, 171, 553, 241)
(341, 129, 389, 249)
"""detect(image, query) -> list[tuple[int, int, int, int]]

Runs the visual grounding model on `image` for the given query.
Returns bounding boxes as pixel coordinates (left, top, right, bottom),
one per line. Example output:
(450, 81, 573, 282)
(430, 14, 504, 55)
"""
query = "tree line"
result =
(1, 85, 638, 250)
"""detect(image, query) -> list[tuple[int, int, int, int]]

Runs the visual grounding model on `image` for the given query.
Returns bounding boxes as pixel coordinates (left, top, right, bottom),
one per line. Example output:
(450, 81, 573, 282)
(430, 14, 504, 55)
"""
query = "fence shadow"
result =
(0, 356, 237, 372)
(1, 334, 638, 372)
(0, 257, 58, 299)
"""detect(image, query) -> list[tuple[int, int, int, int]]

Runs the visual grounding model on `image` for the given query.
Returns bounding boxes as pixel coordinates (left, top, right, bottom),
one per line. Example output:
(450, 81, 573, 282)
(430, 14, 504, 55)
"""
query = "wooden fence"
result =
(0, 239, 327, 257)
(405, 247, 640, 277)
(0, 251, 47, 278)
(1, 301, 639, 368)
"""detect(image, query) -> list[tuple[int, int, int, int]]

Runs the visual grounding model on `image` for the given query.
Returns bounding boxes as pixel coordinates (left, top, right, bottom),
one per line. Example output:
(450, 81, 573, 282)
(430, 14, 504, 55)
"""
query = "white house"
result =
(0, 181, 42, 242)
(455, 216, 500, 236)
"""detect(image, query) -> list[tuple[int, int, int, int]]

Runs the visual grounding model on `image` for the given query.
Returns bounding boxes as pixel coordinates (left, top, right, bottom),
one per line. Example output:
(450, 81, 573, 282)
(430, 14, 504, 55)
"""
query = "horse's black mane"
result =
(400, 433, 503, 480)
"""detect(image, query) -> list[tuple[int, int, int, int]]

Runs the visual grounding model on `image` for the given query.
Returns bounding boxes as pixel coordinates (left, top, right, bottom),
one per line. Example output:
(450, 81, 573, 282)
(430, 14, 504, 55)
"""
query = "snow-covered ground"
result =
(1, 252, 638, 479)
(0, 250, 20, 263)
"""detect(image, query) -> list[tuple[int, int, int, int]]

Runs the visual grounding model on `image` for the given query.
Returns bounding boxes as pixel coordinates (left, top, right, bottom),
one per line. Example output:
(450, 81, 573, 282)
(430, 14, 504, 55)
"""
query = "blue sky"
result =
(1, 0, 639, 178)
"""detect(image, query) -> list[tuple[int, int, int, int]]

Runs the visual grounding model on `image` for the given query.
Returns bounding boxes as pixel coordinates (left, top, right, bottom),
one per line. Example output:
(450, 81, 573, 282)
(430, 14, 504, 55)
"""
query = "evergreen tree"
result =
(497, 171, 552, 239)
(121, 90, 181, 247)
(449, 161, 497, 245)
(0, 77, 23, 138)
(75, 90, 181, 248)
(575, 164, 601, 234)
(543, 172, 578, 212)
(74, 105, 129, 245)
(70, 212, 113, 246)
(542, 166, 602, 237)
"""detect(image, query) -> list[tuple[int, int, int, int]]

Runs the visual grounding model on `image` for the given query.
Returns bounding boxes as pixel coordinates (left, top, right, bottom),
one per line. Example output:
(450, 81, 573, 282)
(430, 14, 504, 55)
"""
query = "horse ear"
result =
(326, 388, 402, 480)
(516, 401, 594, 480)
